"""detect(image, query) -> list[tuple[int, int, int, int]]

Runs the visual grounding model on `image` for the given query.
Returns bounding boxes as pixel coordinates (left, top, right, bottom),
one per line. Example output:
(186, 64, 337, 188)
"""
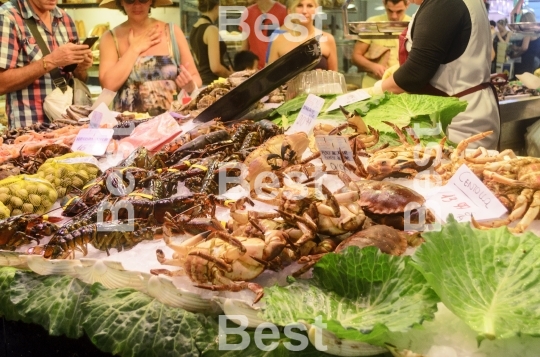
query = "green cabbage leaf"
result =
(412, 216, 540, 342)
(261, 246, 439, 346)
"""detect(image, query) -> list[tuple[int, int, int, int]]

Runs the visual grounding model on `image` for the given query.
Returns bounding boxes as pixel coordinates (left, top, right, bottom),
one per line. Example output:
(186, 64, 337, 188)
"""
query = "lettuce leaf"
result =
(412, 216, 540, 342)
(0, 266, 22, 321)
(262, 246, 439, 346)
(9, 270, 92, 338)
(362, 93, 467, 134)
(82, 284, 218, 356)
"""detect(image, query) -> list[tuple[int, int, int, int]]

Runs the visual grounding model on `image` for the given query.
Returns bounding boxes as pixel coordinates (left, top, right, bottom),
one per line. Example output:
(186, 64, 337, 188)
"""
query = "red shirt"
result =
(241, 3, 287, 69)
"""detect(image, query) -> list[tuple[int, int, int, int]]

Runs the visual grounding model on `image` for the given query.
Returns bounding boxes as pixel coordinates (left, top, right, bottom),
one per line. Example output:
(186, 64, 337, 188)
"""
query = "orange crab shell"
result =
(352, 180, 426, 215)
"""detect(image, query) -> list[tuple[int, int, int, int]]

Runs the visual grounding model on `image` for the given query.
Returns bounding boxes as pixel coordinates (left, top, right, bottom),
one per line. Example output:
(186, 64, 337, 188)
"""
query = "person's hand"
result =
(175, 64, 196, 93)
(76, 51, 93, 71)
(128, 25, 161, 55)
(382, 64, 399, 80)
(48, 43, 92, 68)
(370, 63, 387, 79)
(363, 80, 383, 96)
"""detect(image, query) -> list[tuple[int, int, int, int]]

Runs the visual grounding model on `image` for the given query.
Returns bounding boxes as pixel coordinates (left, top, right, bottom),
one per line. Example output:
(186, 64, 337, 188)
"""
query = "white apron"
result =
(403, 0, 500, 150)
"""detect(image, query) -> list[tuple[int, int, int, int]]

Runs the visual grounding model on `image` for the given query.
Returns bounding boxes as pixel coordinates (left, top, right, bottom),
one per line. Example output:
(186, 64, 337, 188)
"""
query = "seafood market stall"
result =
(1, 65, 540, 357)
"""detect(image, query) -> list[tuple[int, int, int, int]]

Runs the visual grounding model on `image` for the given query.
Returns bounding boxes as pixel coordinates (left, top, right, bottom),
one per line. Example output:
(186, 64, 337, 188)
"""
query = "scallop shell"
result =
(146, 274, 219, 314)
(26, 255, 82, 276)
(74, 259, 146, 291)
(0, 250, 28, 268)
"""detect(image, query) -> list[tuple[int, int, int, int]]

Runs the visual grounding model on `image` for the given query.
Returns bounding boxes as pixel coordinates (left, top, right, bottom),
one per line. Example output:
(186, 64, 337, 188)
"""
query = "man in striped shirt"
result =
(0, 0, 92, 128)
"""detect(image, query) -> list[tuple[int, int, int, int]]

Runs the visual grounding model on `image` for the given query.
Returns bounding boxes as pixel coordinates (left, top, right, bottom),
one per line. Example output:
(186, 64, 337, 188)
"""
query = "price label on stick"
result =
(425, 164, 507, 223)
(286, 94, 325, 135)
(315, 135, 356, 173)
(71, 128, 114, 156)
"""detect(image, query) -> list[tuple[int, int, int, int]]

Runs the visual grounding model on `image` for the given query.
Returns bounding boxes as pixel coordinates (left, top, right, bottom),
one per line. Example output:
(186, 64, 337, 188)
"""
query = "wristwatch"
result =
(42, 58, 48, 72)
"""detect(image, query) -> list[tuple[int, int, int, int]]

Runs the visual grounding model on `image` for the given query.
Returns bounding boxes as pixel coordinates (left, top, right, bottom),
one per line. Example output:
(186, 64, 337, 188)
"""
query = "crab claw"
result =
(341, 105, 368, 134)
(262, 230, 288, 261)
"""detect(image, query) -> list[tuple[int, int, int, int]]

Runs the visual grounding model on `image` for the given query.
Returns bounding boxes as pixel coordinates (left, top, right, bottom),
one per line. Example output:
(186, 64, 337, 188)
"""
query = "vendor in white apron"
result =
(375, 0, 500, 150)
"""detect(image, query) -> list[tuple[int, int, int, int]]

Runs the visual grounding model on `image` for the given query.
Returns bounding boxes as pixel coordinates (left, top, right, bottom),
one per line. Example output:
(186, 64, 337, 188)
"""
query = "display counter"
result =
(499, 96, 540, 154)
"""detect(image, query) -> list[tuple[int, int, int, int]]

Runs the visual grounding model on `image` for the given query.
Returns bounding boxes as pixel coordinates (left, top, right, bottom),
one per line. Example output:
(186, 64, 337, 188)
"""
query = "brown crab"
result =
(151, 229, 290, 303)
(293, 224, 423, 277)
(333, 171, 435, 230)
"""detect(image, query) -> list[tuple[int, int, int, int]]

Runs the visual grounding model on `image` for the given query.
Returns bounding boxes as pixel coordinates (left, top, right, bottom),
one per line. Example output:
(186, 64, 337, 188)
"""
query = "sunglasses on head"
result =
(124, 0, 150, 5)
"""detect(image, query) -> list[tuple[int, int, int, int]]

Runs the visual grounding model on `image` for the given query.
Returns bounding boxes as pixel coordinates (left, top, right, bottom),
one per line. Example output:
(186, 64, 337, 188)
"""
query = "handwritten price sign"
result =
(286, 94, 325, 135)
(425, 164, 507, 223)
(315, 136, 356, 173)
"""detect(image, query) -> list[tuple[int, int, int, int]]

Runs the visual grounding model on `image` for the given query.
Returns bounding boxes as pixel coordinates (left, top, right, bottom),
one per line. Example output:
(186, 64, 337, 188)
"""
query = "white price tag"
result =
(425, 164, 507, 223)
(315, 136, 356, 172)
(326, 89, 371, 112)
(71, 128, 114, 156)
(286, 94, 325, 135)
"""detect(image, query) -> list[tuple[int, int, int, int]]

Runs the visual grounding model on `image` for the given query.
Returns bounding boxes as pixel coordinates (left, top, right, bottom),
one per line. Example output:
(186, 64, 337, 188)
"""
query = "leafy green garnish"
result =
(262, 247, 439, 346)
(0, 266, 22, 321)
(362, 93, 467, 134)
(9, 270, 92, 338)
(82, 284, 218, 356)
(412, 216, 540, 342)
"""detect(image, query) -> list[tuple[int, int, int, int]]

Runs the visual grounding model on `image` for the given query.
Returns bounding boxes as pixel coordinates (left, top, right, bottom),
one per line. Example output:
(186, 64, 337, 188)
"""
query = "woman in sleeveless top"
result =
(98, 0, 202, 115)
(190, 0, 232, 85)
(266, 0, 337, 71)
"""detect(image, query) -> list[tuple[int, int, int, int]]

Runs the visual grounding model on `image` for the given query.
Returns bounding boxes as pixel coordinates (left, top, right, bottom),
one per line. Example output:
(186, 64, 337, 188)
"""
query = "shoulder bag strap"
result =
(14, 0, 68, 91)
(169, 22, 181, 65)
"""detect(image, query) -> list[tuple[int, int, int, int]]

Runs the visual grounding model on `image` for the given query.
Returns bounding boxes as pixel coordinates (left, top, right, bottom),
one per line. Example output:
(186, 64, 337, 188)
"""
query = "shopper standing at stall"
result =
(509, 12, 540, 76)
(266, 0, 337, 71)
(0, 0, 92, 128)
(190, 0, 232, 86)
(240, 0, 287, 70)
(492, 18, 511, 73)
(372, 0, 500, 150)
(99, 0, 201, 115)
(351, 0, 411, 88)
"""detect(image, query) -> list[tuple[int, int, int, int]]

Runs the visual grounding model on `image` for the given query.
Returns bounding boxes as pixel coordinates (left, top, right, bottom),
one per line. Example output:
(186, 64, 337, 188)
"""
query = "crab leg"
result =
(212, 231, 247, 253)
(512, 190, 540, 233)
(451, 131, 493, 160)
(471, 189, 532, 230)
(189, 250, 233, 272)
(195, 269, 265, 304)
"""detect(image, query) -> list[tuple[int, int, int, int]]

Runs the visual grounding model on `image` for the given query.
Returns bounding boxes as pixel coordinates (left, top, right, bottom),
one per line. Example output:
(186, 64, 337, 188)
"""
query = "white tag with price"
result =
(315, 136, 356, 172)
(425, 164, 507, 223)
(286, 94, 325, 135)
(325, 89, 371, 112)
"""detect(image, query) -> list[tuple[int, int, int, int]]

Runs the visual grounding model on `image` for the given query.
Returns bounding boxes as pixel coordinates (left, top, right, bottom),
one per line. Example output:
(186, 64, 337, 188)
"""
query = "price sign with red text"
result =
(425, 164, 507, 223)
(315, 136, 356, 173)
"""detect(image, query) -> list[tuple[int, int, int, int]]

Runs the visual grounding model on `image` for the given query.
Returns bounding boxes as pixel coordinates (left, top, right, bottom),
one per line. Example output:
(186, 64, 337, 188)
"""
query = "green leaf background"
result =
(413, 216, 540, 342)
(262, 247, 439, 346)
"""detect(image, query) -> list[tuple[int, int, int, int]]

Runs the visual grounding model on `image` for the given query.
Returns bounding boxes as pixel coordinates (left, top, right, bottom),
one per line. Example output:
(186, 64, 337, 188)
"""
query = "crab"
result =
(332, 171, 435, 230)
(293, 224, 423, 277)
(434, 131, 517, 183)
(151, 229, 289, 303)
(340, 121, 447, 181)
(471, 157, 540, 233)
(312, 107, 383, 151)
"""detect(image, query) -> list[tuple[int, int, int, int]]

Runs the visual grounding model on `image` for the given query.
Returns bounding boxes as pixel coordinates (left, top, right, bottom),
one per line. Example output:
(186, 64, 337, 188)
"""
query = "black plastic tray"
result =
(194, 37, 322, 123)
